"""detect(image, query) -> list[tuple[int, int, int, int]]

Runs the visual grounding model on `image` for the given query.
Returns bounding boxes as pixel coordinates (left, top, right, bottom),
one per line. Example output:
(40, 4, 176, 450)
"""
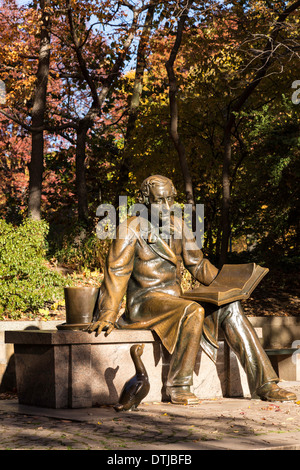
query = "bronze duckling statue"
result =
(114, 343, 150, 412)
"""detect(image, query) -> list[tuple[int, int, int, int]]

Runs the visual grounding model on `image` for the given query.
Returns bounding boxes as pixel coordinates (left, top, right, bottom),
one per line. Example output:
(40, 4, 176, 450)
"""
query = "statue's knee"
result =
(186, 303, 204, 322)
(229, 301, 244, 316)
(221, 300, 245, 324)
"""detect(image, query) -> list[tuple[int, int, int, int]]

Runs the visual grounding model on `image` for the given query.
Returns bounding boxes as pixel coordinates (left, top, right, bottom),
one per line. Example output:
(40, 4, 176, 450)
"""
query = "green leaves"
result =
(0, 218, 66, 318)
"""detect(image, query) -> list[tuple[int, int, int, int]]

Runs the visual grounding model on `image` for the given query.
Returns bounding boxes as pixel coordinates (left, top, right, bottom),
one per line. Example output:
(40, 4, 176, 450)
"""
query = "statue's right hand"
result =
(86, 319, 115, 337)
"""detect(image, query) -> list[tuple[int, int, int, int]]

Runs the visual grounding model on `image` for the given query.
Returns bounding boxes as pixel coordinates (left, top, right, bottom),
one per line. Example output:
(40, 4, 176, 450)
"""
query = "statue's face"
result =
(148, 183, 175, 226)
(148, 182, 175, 209)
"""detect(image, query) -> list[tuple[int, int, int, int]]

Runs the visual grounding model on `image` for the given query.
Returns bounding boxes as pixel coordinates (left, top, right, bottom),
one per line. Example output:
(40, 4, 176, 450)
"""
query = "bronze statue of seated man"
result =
(88, 175, 296, 405)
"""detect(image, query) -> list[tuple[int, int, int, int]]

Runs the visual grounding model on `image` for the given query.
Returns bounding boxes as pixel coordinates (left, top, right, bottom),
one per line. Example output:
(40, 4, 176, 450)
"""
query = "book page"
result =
(212, 263, 255, 289)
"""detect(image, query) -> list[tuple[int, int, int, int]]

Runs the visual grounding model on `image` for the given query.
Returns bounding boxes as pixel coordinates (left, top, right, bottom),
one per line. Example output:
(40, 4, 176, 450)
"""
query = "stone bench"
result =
(4, 316, 300, 409)
(265, 348, 300, 381)
(4, 328, 251, 409)
(249, 317, 300, 382)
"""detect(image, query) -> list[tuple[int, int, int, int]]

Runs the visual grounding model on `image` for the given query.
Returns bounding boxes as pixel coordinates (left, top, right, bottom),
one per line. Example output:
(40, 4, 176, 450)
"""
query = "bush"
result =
(48, 221, 111, 272)
(0, 218, 67, 319)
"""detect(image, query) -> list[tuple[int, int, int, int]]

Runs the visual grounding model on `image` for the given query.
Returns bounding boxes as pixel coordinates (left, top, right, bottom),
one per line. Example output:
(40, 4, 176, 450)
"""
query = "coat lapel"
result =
(147, 233, 178, 266)
(139, 219, 178, 266)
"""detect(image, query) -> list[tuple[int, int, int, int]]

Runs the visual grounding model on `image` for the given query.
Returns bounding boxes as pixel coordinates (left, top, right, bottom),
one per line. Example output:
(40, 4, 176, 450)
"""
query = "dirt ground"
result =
(241, 268, 300, 317)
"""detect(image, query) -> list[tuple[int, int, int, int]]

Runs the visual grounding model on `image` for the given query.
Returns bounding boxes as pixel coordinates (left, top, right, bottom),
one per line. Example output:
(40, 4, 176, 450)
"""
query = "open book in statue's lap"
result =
(181, 263, 269, 306)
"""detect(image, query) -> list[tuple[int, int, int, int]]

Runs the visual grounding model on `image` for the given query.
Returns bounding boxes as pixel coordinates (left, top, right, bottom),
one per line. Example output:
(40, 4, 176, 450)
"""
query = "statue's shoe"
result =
(166, 386, 200, 405)
(257, 382, 297, 402)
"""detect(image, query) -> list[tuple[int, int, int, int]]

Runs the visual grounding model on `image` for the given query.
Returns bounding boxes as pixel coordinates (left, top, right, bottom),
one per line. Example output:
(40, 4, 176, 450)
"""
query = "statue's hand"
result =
(86, 319, 115, 337)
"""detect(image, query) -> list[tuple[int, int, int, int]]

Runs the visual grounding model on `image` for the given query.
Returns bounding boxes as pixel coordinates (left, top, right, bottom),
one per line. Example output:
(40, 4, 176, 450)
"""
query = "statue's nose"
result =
(165, 199, 171, 210)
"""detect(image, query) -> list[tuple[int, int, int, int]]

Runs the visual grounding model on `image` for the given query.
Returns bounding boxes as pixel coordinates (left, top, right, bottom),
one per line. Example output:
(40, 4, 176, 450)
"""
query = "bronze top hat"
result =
(57, 286, 100, 331)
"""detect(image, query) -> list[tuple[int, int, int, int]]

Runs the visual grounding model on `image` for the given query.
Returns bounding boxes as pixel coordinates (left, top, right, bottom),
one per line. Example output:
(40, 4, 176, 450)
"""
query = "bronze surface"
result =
(58, 286, 99, 330)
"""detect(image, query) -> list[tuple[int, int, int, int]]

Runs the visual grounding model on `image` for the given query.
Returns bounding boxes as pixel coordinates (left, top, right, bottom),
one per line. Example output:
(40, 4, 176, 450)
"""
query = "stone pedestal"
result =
(5, 329, 250, 409)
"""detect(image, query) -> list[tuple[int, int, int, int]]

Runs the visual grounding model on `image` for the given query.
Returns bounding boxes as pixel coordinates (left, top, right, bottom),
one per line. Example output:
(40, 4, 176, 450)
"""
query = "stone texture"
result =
(71, 344, 92, 408)
(14, 343, 57, 408)
(249, 316, 300, 349)
(268, 350, 300, 382)
(0, 321, 61, 392)
(54, 345, 69, 408)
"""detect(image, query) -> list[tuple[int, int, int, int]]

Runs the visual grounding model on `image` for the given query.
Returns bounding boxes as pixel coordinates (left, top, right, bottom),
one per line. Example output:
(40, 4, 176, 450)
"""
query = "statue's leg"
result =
(166, 303, 204, 404)
(220, 301, 296, 401)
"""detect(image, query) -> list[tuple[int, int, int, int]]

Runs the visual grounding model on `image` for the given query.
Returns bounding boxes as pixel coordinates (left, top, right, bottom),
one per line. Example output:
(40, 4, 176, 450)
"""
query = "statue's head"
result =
(138, 175, 177, 207)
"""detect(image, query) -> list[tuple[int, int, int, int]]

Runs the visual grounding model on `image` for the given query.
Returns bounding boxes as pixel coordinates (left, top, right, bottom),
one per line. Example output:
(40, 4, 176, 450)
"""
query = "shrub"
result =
(48, 221, 111, 272)
(0, 218, 66, 319)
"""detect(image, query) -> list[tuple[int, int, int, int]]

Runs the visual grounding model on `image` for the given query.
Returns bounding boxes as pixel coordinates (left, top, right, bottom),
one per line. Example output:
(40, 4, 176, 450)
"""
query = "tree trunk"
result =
(28, 0, 51, 220)
(219, 123, 232, 267)
(115, 5, 155, 205)
(76, 119, 91, 223)
(165, 0, 196, 229)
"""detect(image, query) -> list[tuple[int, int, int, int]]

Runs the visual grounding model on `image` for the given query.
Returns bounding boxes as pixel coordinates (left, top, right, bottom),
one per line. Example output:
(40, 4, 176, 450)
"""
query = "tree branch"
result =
(0, 109, 78, 133)
(232, 0, 300, 116)
(66, 0, 100, 108)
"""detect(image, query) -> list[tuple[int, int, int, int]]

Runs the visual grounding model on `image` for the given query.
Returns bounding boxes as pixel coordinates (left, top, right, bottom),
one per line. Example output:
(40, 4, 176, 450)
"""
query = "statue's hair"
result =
(138, 175, 177, 204)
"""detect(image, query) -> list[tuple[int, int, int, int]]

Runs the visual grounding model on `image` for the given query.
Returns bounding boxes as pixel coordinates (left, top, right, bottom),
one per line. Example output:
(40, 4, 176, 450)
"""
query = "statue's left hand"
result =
(86, 319, 115, 337)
